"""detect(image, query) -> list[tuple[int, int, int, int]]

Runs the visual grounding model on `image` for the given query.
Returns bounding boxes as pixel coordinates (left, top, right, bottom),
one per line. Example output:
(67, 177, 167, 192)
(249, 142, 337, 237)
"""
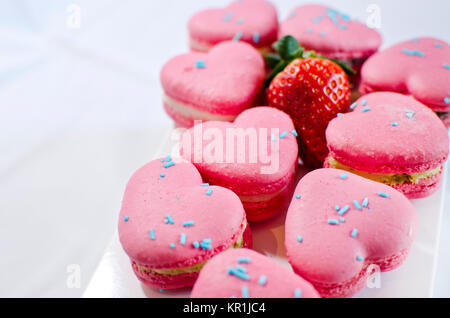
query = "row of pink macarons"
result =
(118, 155, 418, 298)
(118, 98, 447, 297)
(163, 1, 449, 126)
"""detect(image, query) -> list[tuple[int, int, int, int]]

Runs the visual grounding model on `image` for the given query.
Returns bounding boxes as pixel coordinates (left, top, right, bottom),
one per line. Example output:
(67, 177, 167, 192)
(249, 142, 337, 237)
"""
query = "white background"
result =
(0, 0, 449, 297)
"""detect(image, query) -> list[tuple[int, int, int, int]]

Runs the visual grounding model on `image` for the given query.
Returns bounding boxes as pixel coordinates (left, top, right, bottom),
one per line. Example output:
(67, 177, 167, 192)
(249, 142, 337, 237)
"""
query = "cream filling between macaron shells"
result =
(163, 93, 237, 123)
(134, 220, 248, 276)
(327, 156, 442, 185)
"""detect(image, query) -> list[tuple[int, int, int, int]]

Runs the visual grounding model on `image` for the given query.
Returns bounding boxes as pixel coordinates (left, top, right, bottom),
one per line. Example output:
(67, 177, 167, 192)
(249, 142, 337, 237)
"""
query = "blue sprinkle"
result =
(334, 205, 340, 211)
(229, 267, 250, 281)
(233, 32, 243, 41)
(353, 200, 362, 211)
(253, 32, 260, 44)
(356, 255, 364, 262)
(236, 266, 247, 273)
(320, 32, 326, 37)
(166, 155, 171, 161)
(378, 192, 389, 198)
(160, 159, 165, 163)
(270, 134, 276, 142)
(361, 107, 371, 112)
(201, 183, 210, 187)
(295, 194, 301, 199)
(203, 238, 212, 243)
(340, 13, 350, 21)
(361, 100, 367, 106)
(337, 113, 343, 117)
(124, 216, 129, 222)
(170, 243, 175, 249)
(195, 60, 206, 69)
(200, 238, 212, 250)
(291, 130, 298, 137)
(444, 64, 450, 70)
(405, 110, 415, 119)
(297, 235, 303, 243)
(351, 228, 358, 238)
(350, 102, 358, 109)
(159, 289, 164, 292)
(160, 173, 165, 178)
(340, 218, 345, 223)
(412, 38, 419, 43)
(258, 275, 267, 286)
(362, 197, 369, 207)
(445, 97, 450, 104)
(237, 257, 251, 264)
(149, 229, 155, 240)
(435, 43, 442, 48)
(402, 49, 425, 57)
(193, 241, 200, 248)
(237, 18, 244, 24)
(180, 233, 186, 245)
(165, 214, 174, 224)
(280, 131, 288, 139)
(206, 188, 213, 196)
(338, 205, 350, 216)
(242, 286, 249, 298)
(306, 28, 312, 33)
(339, 173, 347, 180)
(294, 288, 302, 298)
(290, 12, 296, 18)
(164, 161, 175, 168)
(391, 122, 399, 127)
(312, 15, 324, 23)
(223, 16, 231, 22)
(328, 219, 339, 225)
(339, 25, 348, 30)
(183, 221, 195, 227)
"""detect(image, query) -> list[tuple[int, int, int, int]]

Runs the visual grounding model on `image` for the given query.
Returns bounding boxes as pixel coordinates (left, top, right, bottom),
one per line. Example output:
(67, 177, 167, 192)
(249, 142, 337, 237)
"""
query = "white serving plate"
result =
(83, 127, 448, 298)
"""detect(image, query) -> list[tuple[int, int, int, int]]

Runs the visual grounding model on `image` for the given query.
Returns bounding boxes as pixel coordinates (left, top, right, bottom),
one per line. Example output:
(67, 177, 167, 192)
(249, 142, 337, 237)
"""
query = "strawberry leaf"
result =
(264, 53, 282, 69)
(274, 36, 303, 60)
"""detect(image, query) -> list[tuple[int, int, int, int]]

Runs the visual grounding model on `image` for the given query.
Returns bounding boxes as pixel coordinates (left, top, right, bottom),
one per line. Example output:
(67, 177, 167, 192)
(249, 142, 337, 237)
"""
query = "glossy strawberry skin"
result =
(267, 58, 351, 168)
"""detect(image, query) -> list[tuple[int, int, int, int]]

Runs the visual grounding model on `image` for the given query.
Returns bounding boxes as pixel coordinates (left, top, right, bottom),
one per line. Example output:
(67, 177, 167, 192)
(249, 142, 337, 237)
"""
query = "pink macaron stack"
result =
(279, 3, 382, 96)
(180, 107, 299, 222)
(116, 1, 450, 299)
(285, 169, 417, 297)
(191, 248, 320, 298)
(360, 37, 450, 126)
(118, 158, 252, 289)
(188, 0, 278, 54)
(160, 41, 265, 128)
(325, 92, 449, 199)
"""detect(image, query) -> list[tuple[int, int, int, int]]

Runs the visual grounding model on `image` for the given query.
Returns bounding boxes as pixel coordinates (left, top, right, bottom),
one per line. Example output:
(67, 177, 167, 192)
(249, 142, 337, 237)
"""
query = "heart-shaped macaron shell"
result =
(285, 169, 418, 298)
(325, 92, 449, 198)
(118, 158, 251, 289)
(360, 37, 450, 114)
(191, 248, 320, 298)
(161, 41, 265, 128)
(279, 4, 382, 60)
(180, 107, 299, 222)
(188, 0, 278, 53)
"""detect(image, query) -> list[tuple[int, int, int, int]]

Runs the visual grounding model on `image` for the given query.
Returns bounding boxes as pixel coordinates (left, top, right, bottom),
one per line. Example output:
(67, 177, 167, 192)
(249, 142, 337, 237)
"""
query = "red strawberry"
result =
(266, 36, 352, 168)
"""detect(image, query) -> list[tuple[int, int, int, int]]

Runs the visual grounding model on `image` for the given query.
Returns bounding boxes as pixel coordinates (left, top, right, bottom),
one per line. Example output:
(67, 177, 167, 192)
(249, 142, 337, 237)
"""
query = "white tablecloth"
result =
(0, 0, 449, 297)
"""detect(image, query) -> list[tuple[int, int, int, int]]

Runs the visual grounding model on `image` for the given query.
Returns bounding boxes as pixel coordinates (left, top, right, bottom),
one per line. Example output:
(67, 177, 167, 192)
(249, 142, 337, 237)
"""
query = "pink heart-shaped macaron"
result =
(118, 158, 251, 289)
(285, 168, 418, 298)
(161, 41, 265, 128)
(360, 37, 450, 117)
(191, 248, 320, 298)
(279, 4, 382, 60)
(325, 92, 449, 198)
(180, 107, 298, 222)
(188, 0, 278, 52)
